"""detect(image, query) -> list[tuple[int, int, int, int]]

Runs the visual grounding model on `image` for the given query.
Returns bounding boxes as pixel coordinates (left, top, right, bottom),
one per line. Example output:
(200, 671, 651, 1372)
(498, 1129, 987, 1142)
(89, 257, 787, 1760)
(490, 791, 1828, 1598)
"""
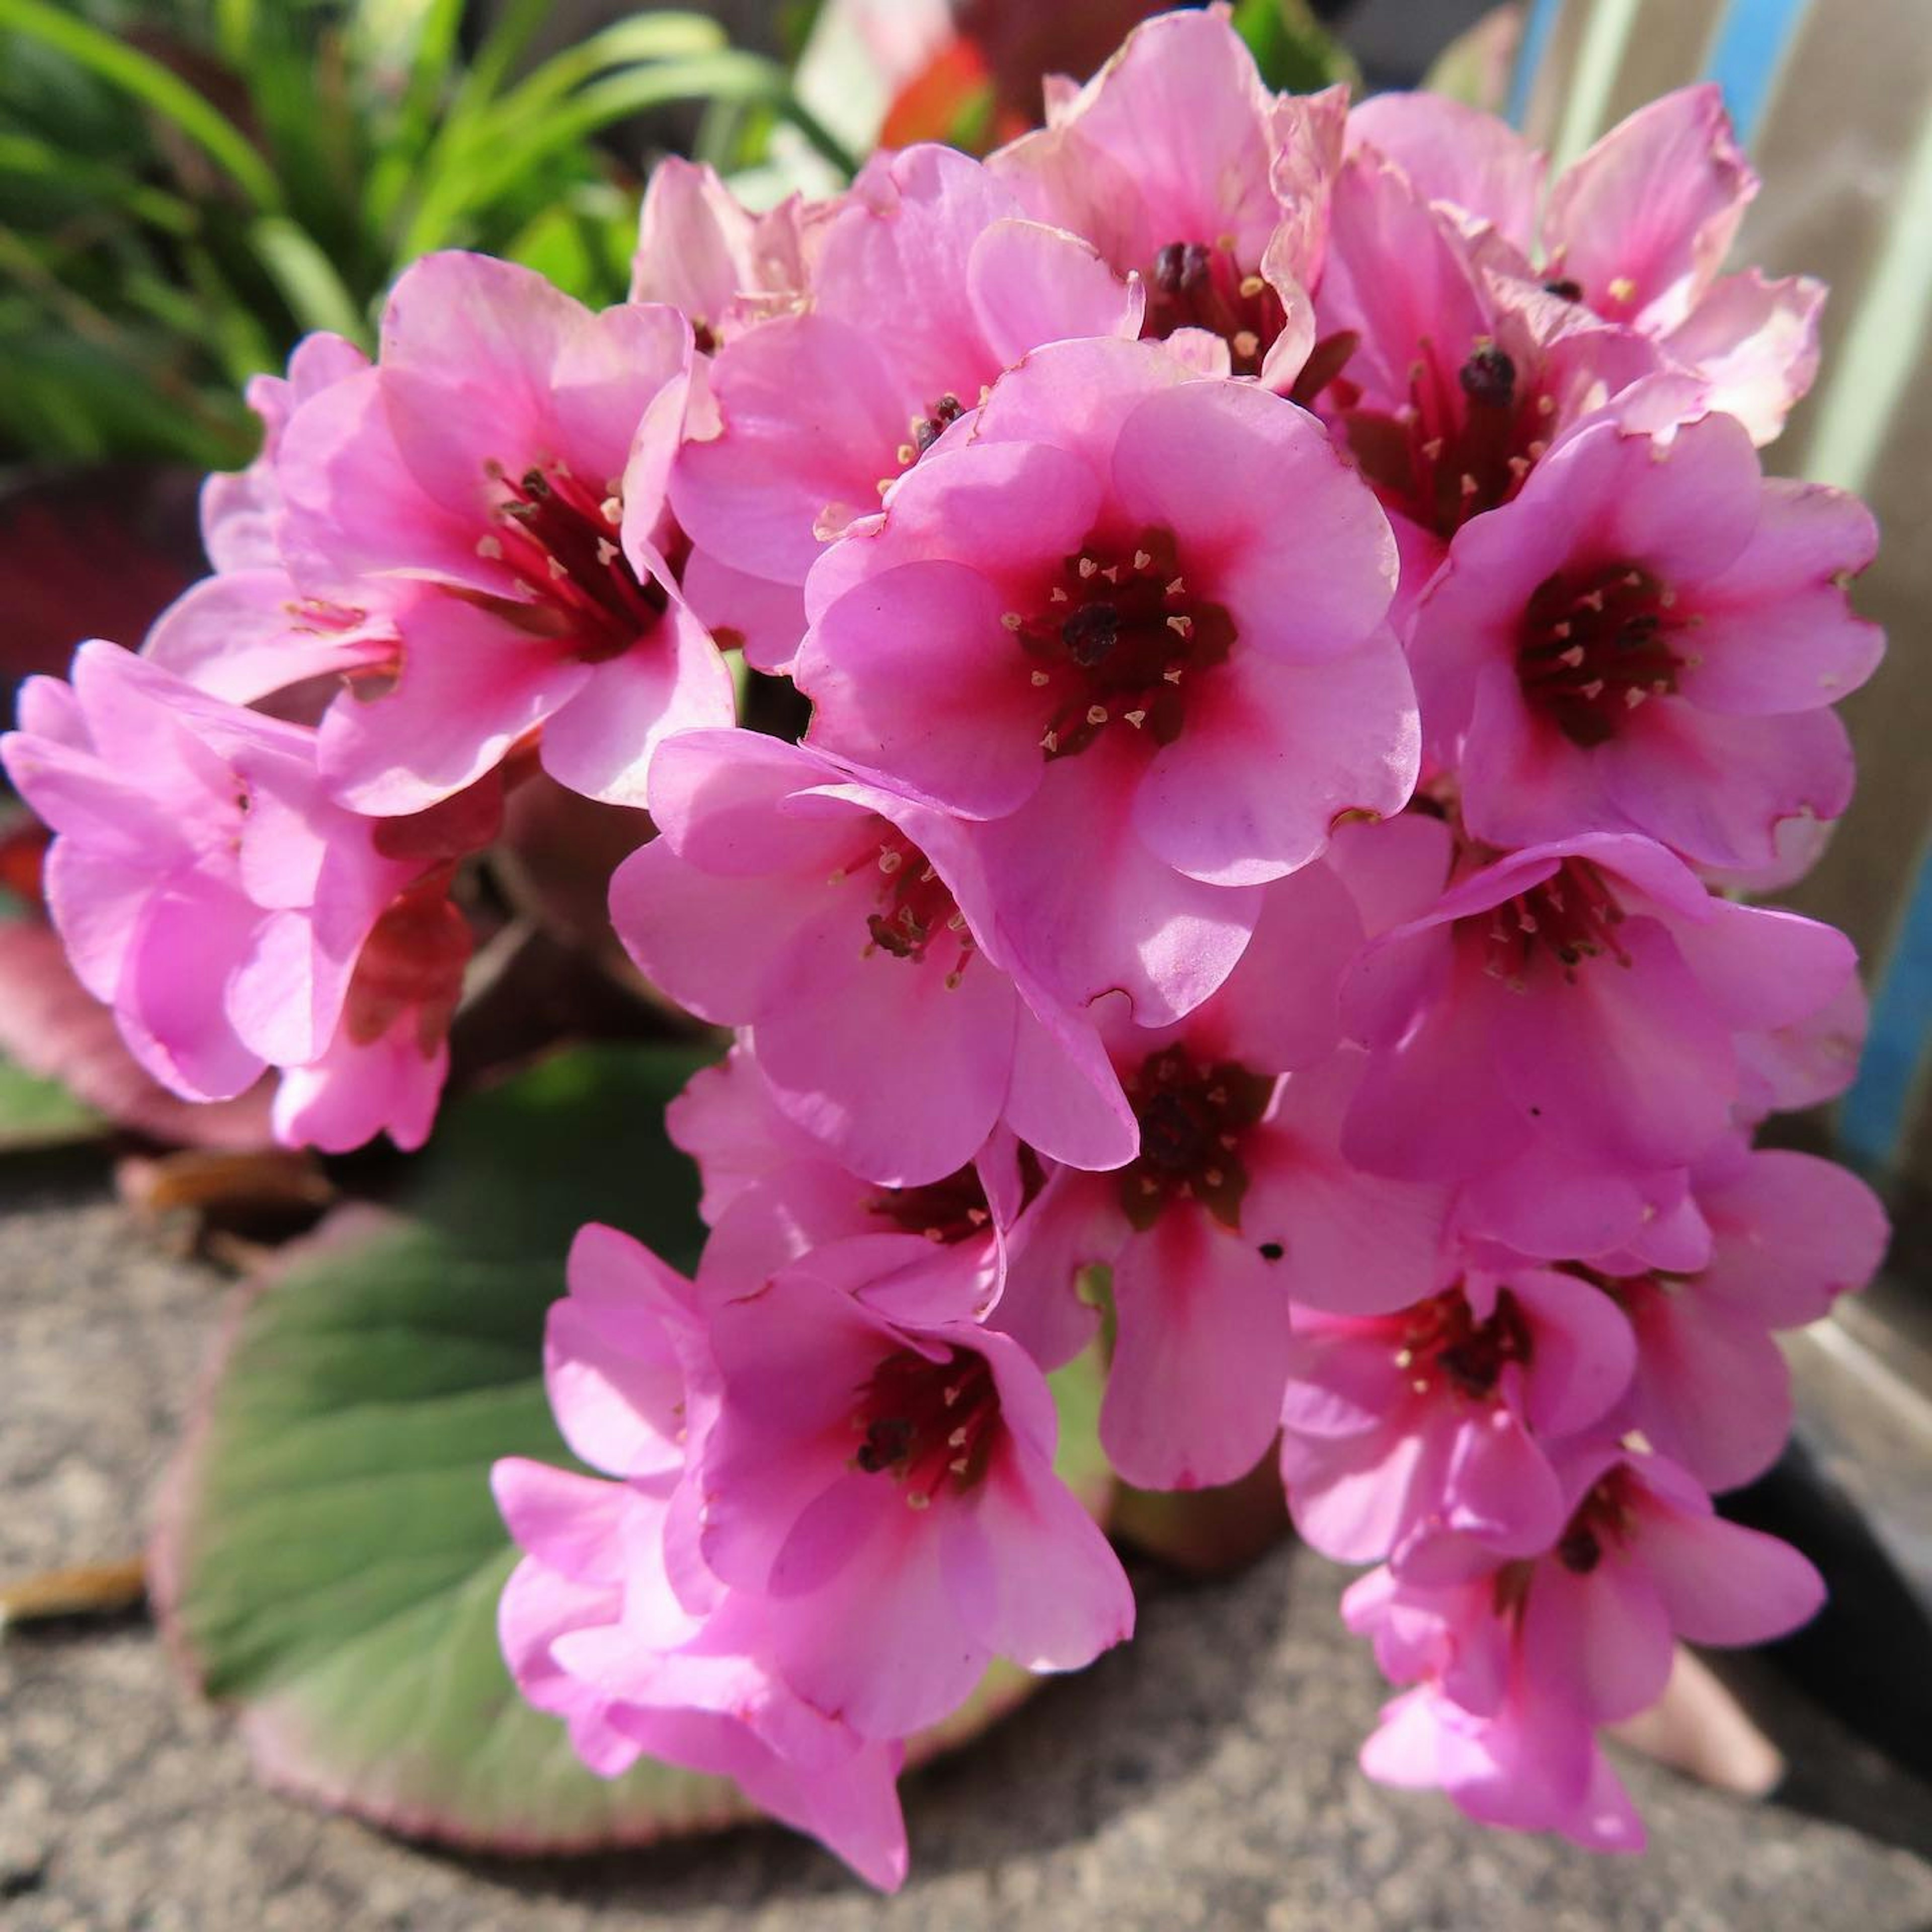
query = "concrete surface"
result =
(6, 1166, 1932, 1932)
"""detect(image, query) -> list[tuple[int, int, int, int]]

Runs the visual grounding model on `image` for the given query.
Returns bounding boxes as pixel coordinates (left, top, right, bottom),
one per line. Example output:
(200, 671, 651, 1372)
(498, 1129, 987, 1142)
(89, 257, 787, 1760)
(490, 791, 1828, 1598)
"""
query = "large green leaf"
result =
(155, 1044, 1113, 1851)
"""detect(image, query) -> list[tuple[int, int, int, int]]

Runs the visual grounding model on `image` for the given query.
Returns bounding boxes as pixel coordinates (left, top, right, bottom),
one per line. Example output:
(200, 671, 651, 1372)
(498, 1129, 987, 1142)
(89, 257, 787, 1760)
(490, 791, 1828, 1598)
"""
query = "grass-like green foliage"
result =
(0, 0, 852, 470)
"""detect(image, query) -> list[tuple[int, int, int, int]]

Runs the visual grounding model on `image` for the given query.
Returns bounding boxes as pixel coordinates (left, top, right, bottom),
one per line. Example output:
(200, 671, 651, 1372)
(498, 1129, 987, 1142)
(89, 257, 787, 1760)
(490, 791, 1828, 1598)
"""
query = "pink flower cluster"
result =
(4, 6, 1890, 1886)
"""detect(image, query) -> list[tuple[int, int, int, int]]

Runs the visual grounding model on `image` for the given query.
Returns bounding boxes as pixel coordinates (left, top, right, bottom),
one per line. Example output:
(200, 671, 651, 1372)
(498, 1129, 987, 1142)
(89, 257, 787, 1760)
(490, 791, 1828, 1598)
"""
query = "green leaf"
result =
(0, 1054, 105, 1150)
(157, 1043, 1113, 1850)
(0, 0, 283, 211)
(1230, 0, 1362, 94)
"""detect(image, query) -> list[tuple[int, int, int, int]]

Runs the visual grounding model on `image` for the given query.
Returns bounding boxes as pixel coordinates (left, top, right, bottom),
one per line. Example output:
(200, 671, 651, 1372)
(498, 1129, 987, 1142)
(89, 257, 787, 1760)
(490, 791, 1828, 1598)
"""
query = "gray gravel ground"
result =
(7, 1168, 1932, 1932)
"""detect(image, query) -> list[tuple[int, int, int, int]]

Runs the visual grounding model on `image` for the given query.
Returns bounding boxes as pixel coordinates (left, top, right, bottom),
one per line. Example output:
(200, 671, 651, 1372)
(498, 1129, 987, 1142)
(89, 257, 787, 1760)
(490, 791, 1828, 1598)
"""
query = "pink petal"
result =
(1346, 92, 1545, 253)
(1542, 85, 1753, 330)
(1661, 269, 1823, 443)
(538, 599, 734, 809)
(1109, 378, 1397, 663)
(967, 217, 1142, 366)
(1677, 479, 1883, 716)
(1103, 1208, 1293, 1489)
(1134, 629, 1418, 887)
(1641, 1506, 1825, 1646)
(966, 1435, 1135, 1669)
(671, 315, 911, 583)
(318, 595, 590, 814)
(971, 737, 1261, 1025)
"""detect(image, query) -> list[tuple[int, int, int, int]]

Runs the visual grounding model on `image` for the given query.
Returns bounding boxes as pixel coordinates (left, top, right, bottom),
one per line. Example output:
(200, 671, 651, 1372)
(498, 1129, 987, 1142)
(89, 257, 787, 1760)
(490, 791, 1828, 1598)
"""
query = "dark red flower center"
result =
(1472, 858, 1632, 991)
(1118, 1046, 1274, 1232)
(840, 826, 976, 987)
(850, 1345, 1001, 1505)
(481, 462, 669, 663)
(1144, 238, 1285, 379)
(1396, 1286, 1532, 1402)
(1517, 561, 1687, 747)
(1335, 337, 1558, 540)
(868, 1162, 995, 1245)
(1006, 526, 1235, 759)
(1553, 1465, 1638, 1574)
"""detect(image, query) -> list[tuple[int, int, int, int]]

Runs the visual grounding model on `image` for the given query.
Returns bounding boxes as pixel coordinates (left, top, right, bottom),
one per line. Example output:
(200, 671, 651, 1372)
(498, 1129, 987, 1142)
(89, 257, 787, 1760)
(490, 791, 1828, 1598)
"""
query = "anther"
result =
(1031, 670, 1051, 686)
(1086, 705, 1109, 726)
(1001, 611, 1023, 630)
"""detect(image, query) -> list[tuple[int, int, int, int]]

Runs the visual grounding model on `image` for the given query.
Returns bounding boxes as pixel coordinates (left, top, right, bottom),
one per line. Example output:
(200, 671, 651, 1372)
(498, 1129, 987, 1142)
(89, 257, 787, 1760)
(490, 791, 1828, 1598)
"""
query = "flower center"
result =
(1473, 859, 1632, 991)
(1553, 1465, 1638, 1574)
(480, 463, 669, 663)
(842, 827, 976, 987)
(1395, 1286, 1532, 1402)
(1144, 238, 1284, 378)
(1118, 1046, 1274, 1232)
(868, 1163, 994, 1244)
(850, 1346, 1000, 1506)
(1517, 561, 1685, 747)
(1339, 339, 1556, 539)
(1005, 527, 1235, 759)
(894, 391, 967, 469)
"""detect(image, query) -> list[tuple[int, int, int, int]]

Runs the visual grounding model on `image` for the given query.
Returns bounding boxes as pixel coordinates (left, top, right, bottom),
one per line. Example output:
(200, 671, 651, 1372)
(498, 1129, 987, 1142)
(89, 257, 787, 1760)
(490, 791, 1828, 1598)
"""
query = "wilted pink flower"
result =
(1409, 411, 1882, 868)
(989, 4, 1344, 386)
(671, 142, 1142, 659)
(1348, 84, 1824, 443)
(797, 337, 1413, 1025)
(1342, 832, 1856, 1258)
(696, 1244, 1134, 1739)
(998, 860, 1453, 1491)
(611, 730, 1136, 1185)
(495, 1225, 910, 1889)
(1279, 1266, 1635, 1568)
(270, 252, 732, 814)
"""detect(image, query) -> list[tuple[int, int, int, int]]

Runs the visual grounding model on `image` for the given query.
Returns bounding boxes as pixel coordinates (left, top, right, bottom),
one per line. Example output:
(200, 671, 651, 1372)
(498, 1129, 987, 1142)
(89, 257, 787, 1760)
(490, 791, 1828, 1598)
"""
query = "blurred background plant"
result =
(0, 0, 863, 475)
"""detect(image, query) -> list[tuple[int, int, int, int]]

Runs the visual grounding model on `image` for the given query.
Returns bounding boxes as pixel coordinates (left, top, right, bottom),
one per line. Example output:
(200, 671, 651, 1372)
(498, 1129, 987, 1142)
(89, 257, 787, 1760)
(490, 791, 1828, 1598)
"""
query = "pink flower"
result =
(1408, 411, 1882, 869)
(670, 142, 1142, 657)
(695, 1245, 1134, 1740)
(1310, 145, 1676, 606)
(1342, 833, 1857, 1258)
(1344, 1442, 1823, 1849)
(1347, 85, 1824, 443)
(988, 4, 1345, 386)
(271, 253, 732, 813)
(1585, 1140, 1887, 1490)
(629, 158, 809, 352)
(143, 333, 399, 706)
(495, 1225, 910, 1889)
(667, 1041, 1030, 1319)
(998, 860, 1454, 1491)
(2, 642, 494, 1150)
(796, 337, 1413, 1025)
(610, 730, 1136, 1185)
(1278, 1266, 1635, 1568)
(1352, 1445, 1825, 1722)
